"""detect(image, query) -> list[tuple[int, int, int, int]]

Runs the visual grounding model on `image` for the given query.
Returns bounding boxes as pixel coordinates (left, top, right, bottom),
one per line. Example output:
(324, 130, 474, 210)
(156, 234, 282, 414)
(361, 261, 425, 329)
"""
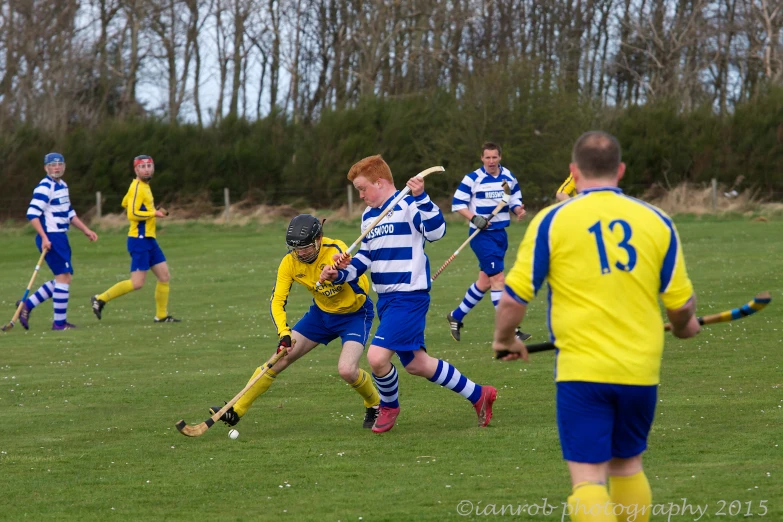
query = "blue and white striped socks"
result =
(52, 283, 70, 326)
(452, 283, 486, 321)
(373, 365, 400, 408)
(428, 360, 482, 404)
(25, 280, 55, 309)
(491, 290, 503, 309)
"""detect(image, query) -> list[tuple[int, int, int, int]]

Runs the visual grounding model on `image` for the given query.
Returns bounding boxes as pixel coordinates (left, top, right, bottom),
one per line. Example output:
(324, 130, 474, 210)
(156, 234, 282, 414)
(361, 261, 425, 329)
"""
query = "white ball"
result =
(228, 429, 240, 440)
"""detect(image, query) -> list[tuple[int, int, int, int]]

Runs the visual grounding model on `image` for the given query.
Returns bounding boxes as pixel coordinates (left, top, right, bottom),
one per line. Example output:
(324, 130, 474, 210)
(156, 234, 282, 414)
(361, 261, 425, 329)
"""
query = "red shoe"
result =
(473, 386, 497, 427)
(371, 406, 400, 433)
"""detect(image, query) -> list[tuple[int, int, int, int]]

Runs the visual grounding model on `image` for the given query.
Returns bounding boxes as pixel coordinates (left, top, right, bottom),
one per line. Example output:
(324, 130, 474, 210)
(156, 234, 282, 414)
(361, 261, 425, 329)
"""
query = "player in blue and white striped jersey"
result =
(19, 153, 98, 330)
(320, 155, 497, 433)
(447, 142, 531, 342)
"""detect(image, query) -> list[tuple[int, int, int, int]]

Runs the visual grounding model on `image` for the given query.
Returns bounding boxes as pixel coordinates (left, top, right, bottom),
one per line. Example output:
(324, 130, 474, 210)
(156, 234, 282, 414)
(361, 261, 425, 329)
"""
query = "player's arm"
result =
(408, 177, 445, 242)
(508, 178, 525, 219)
(493, 210, 551, 360)
(659, 221, 700, 339)
(330, 242, 370, 284)
(452, 174, 476, 221)
(26, 182, 52, 250)
(555, 174, 576, 201)
(70, 215, 99, 241)
(666, 296, 700, 339)
(270, 257, 295, 346)
(126, 183, 156, 221)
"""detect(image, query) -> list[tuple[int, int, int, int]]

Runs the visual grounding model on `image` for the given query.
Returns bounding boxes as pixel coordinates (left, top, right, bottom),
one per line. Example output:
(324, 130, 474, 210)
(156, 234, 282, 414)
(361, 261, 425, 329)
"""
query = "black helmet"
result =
(286, 214, 323, 263)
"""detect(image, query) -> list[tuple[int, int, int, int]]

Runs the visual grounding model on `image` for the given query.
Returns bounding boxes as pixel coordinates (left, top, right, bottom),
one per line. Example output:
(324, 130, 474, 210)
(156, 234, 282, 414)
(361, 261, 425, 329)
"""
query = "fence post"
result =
(224, 188, 230, 221)
(711, 178, 717, 212)
(347, 185, 354, 217)
(96, 191, 102, 219)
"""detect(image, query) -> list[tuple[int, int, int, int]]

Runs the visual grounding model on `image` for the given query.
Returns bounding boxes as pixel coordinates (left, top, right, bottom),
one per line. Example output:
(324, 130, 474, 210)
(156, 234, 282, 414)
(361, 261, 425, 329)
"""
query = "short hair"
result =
(347, 155, 394, 184)
(481, 142, 502, 156)
(571, 131, 622, 178)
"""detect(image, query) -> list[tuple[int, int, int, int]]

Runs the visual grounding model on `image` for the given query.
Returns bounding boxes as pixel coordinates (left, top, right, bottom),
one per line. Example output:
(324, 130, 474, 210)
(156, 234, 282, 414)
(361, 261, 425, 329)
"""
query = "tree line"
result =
(0, 1, 781, 220)
(1, 87, 781, 220)
(1, 0, 781, 128)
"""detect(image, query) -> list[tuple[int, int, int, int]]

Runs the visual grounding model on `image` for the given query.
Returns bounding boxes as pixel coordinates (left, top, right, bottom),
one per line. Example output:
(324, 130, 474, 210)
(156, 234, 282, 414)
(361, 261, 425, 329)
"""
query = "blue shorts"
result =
(36, 233, 73, 275)
(373, 291, 429, 354)
(294, 300, 374, 347)
(128, 237, 167, 272)
(470, 229, 507, 276)
(557, 381, 657, 464)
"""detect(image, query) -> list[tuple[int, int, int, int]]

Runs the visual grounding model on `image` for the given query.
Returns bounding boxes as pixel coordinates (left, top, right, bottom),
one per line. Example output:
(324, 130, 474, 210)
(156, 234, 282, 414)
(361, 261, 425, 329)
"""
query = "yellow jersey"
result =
(122, 179, 157, 238)
(270, 237, 371, 338)
(557, 173, 577, 197)
(505, 187, 694, 385)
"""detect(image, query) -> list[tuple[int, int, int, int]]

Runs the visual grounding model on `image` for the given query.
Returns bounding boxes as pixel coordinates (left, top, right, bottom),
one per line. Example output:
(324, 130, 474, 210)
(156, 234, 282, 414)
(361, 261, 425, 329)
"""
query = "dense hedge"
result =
(1, 87, 781, 220)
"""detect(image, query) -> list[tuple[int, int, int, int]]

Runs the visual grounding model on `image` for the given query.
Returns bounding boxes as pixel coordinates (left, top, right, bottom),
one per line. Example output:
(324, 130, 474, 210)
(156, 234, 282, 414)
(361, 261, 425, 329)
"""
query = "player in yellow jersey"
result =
(209, 214, 381, 429)
(493, 132, 701, 522)
(90, 155, 180, 323)
(556, 173, 577, 201)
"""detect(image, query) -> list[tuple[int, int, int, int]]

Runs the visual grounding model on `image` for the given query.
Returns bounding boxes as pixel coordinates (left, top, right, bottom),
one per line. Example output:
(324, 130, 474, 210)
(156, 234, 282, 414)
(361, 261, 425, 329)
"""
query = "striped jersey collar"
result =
(479, 166, 504, 178)
(378, 191, 401, 213)
(581, 186, 623, 195)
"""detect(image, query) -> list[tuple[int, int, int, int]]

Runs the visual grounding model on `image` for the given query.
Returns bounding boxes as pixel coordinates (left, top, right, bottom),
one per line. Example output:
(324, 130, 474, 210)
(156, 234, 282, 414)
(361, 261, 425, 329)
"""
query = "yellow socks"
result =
(567, 482, 616, 521)
(98, 280, 134, 303)
(155, 281, 170, 319)
(233, 368, 278, 417)
(609, 471, 651, 522)
(351, 369, 380, 408)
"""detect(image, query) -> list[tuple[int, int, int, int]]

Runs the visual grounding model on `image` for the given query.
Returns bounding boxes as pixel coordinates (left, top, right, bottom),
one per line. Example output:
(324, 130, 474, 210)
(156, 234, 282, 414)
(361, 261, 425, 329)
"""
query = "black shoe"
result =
(363, 406, 379, 429)
(446, 313, 464, 342)
(91, 296, 105, 320)
(515, 329, 532, 342)
(154, 315, 181, 323)
(210, 404, 240, 426)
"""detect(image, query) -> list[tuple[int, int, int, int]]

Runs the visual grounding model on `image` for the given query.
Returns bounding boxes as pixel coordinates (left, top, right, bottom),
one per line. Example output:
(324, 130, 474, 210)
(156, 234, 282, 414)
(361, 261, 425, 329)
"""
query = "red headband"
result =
(134, 157, 154, 167)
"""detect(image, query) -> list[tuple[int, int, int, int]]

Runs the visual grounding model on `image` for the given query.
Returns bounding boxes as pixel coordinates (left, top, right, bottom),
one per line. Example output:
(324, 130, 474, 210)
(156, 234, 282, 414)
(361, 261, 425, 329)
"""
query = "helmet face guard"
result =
(44, 152, 65, 179)
(291, 238, 321, 264)
(286, 215, 324, 264)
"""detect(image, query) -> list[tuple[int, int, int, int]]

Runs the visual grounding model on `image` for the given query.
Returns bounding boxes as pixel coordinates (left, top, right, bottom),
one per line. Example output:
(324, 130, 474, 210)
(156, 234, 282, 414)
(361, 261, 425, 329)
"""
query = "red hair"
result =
(347, 155, 394, 184)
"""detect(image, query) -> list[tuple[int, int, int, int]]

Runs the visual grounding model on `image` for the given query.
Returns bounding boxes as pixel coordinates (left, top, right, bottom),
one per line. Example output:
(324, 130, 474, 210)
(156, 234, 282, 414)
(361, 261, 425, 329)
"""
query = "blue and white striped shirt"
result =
(452, 166, 523, 232)
(335, 191, 446, 294)
(26, 176, 76, 233)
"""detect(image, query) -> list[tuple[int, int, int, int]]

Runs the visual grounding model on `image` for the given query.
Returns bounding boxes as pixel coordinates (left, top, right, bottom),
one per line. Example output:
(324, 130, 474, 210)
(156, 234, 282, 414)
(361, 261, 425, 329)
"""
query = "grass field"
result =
(1, 217, 781, 521)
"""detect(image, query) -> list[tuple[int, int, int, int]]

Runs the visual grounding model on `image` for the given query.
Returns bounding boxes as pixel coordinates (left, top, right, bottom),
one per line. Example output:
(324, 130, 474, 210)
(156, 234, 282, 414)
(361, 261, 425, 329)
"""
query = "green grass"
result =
(0, 218, 781, 521)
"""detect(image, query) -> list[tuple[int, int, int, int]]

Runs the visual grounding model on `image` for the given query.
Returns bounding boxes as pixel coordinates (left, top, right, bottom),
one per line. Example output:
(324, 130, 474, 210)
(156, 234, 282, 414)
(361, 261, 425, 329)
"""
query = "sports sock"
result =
(233, 368, 278, 417)
(373, 365, 399, 408)
(491, 290, 502, 308)
(428, 359, 482, 403)
(52, 283, 69, 326)
(351, 369, 380, 408)
(26, 280, 55, 309)
(451, 283, 486, 321)
(567, 482, 616, 521)
(609, 471, 651, 522)
(98, 280, 134, 303)
(154, 281, 170, 319)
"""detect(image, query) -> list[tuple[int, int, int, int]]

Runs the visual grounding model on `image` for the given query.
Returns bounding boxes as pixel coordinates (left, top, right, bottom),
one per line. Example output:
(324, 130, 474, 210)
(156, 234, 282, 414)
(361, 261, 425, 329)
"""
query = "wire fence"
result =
(3, 182, 783, 224)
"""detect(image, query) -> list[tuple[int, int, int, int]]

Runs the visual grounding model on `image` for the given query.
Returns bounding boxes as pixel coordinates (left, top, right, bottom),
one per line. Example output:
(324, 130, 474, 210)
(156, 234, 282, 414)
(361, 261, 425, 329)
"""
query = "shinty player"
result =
(210, 214, 381, 429)
(321, 155, 497, 434)
(493, 131, 701, 522)
(18, 152, 99, 330)
(91, 155, 180, 323)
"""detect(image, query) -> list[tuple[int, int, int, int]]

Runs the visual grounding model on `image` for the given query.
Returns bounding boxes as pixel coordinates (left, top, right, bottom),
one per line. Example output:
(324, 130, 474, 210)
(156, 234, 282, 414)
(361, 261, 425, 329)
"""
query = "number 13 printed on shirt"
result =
(587, 219, 637, 274)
